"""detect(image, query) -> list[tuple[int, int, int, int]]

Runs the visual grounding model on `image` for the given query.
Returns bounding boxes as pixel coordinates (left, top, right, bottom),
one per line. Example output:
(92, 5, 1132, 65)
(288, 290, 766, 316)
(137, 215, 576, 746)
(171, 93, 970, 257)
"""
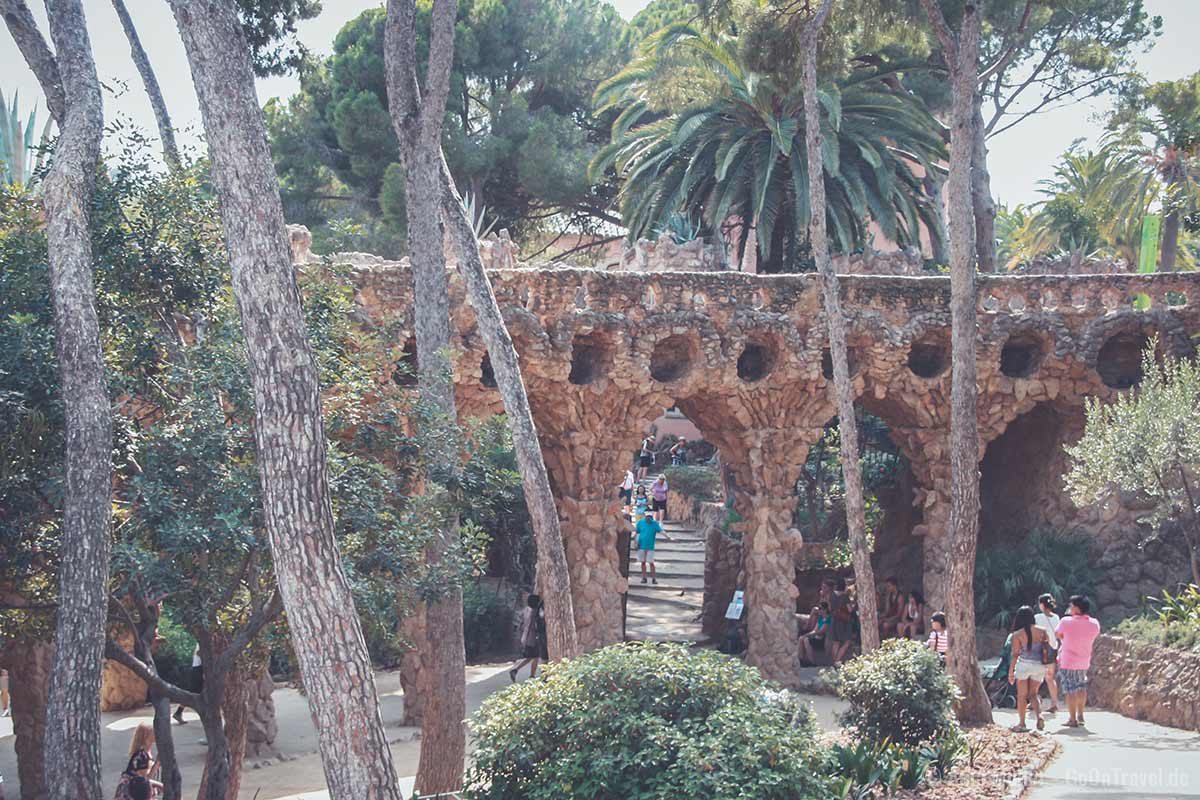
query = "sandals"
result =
(1036, 717, 1045, 731)
(1010, 724, 1029, 732)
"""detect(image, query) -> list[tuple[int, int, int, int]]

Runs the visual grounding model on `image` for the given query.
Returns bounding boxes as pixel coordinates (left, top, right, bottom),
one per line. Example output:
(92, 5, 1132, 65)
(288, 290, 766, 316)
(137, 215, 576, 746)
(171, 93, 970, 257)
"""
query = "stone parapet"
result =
(1088, 634, 1200, 731)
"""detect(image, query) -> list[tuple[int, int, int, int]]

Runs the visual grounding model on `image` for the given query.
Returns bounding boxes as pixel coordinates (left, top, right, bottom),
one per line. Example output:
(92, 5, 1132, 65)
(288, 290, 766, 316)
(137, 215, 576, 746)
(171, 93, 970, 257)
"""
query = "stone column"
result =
(740, 494, 805, 686)
(558, 494, 626, 650)
(5, 639, 53, 800)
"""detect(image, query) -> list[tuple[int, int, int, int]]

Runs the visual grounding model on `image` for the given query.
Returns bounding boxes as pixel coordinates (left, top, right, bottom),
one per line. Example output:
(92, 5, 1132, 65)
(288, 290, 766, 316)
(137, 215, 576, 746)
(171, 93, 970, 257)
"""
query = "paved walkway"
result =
(624, 520, 707, 643)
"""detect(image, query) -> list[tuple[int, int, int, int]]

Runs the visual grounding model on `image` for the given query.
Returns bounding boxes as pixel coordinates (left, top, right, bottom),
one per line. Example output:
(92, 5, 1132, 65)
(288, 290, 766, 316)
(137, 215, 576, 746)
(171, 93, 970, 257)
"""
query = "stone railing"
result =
(1088, 633, 1200, 731)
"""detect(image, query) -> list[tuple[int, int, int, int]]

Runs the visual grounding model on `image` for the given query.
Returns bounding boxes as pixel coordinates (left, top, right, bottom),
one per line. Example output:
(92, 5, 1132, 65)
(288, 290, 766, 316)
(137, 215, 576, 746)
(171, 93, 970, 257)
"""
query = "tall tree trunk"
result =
(800, 0, 880, 653)
(110, 0, 180, 169)
(921, 0, 993, 724)
(971, 102, 997, 273)
(1160, 208, 1180, 272)
(149, 690, 183, 800)
(0, 0, 66, 125)
(440, 161, 580, 660)
(167, 3, 402, 797)
(384, 0, 467, 792)
(34, 3, 111, 798)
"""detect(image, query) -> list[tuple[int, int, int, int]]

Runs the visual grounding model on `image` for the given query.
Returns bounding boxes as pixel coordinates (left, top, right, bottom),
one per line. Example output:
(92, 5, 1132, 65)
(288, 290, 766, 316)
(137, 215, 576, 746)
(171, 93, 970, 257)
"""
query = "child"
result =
(633, 485, 649, 517)
(926, 612, 948, 661)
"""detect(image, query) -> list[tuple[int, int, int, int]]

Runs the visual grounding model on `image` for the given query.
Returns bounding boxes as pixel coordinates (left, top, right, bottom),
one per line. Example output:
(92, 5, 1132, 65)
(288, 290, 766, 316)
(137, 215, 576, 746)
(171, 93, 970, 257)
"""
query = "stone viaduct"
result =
(344, 251, 1200, 687)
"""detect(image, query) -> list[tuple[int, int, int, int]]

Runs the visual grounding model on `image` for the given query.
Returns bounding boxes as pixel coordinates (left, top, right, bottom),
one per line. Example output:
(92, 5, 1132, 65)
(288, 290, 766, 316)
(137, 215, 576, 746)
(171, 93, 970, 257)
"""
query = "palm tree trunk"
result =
(800, 0, 880, 653)
(440, 160, 581, 660)
(921, 0, 993, 724)
(168, 2, 403, 796)
(35, 3, 111, 798)
(384, 0, 467, 792)
(110, 0, 181, 170)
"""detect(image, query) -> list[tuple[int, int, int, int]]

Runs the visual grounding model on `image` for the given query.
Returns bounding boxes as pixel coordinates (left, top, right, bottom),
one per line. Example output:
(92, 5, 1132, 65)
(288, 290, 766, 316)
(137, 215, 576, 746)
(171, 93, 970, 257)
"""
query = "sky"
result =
(1, 0, 1198, 208)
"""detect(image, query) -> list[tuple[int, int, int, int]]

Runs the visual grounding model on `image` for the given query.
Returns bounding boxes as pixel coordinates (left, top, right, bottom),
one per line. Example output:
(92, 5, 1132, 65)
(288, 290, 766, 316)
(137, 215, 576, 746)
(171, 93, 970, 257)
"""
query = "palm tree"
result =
(591, 24, 946, 271)
(0, 90, 53, 190)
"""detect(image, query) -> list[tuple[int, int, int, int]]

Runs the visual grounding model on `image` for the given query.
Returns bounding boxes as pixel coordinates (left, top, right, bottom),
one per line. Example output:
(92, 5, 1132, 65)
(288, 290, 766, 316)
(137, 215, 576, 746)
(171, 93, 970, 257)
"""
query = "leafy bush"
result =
(1149, 584, 1200, 625)
(1113, 616, 1200, 651)
(463, 582, 515, 661)
(662, 465, 721, 502)
(831, 739, 937, 799)
(975, 529, 1099, 629)
(153, 610, 196, 689)
(465, 642, 833, 800)
(834, 639, 960, 747)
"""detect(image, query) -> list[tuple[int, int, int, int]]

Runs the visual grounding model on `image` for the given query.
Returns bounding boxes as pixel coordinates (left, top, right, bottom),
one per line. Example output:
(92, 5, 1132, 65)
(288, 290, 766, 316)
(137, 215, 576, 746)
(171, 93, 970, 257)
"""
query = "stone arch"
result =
(568, 330, 616, 386)
(1081, 311, 1194, 389)
(906, 331, 950, 379)
(998, 329, 1049, 379)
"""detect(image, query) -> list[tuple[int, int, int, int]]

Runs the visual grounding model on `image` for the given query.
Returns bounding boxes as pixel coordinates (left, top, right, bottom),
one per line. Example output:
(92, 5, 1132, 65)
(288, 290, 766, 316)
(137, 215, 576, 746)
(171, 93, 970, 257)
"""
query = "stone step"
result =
(626, 590, 702, 612)
(627, 574, 705, 590)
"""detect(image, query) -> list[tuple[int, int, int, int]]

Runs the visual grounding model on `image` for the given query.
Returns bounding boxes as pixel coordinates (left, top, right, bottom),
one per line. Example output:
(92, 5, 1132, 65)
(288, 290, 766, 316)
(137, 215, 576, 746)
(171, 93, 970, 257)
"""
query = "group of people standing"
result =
(1007, 593, 1101, 732)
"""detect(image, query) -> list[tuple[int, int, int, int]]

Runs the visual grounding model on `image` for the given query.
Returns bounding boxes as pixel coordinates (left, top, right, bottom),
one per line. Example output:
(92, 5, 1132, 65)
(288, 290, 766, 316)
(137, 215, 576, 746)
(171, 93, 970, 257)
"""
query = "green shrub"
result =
(662, 465, 721, 502)
(153, 610, 196, 689)
(463, 582, 514, 661)
(834, 639, 960, 747)
(1149, 584, 1200, 625)
(1113, 589, 1200, 652)
(974, 529, 1099, 629)
(465, 642, 833, 800)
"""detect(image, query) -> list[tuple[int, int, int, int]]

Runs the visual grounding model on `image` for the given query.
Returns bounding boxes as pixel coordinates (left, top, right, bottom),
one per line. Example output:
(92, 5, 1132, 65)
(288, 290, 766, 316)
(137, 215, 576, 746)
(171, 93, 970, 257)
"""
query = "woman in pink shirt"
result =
(1055, 594, 1101, 728)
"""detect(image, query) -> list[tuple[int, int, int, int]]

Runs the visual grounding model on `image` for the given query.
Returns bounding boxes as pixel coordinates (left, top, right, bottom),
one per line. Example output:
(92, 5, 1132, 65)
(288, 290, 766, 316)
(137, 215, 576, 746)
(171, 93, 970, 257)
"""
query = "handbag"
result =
(1040, 633, 1055, 665)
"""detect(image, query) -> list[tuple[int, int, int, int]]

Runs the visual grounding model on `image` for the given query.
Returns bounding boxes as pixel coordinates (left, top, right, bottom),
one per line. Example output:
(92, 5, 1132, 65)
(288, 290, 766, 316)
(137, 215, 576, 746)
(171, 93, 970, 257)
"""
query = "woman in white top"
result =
(1036, 593, 1061, 714)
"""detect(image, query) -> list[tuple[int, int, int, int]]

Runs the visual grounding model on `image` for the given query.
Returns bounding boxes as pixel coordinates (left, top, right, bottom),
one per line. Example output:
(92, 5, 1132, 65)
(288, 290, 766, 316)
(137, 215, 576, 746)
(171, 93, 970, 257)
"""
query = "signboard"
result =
(724, 590, 745, 620)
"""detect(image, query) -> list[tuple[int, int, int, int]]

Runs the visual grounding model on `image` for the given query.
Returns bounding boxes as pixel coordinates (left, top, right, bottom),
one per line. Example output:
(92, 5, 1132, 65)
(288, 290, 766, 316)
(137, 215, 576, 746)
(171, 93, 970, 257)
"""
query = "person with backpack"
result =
(1036, 593, 1062, 714)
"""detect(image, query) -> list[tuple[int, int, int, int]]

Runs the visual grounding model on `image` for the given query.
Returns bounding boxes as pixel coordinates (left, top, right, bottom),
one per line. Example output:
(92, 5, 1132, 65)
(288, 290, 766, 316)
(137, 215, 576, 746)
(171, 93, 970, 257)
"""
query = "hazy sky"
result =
(2, 0, 1197, 207)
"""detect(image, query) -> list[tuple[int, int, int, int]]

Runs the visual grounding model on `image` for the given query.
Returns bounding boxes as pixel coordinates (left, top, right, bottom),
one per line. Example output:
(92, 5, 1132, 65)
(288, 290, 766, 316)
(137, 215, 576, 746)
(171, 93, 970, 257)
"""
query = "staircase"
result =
(625, 520, 707, 644)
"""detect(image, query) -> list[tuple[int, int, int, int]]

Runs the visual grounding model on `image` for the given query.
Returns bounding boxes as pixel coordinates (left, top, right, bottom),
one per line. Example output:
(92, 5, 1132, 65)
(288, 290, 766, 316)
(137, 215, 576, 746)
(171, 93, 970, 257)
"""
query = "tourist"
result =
(1007, 605, 1051, 732)
(878, 576, 902, 638)
(125, 776, 152, 800)
(114, 723, 163, 799)
(173, 644, 202, 725)
(618, 468, 636, 516)
(828, 578, 855, 663)
(1056, 594, 1101, 728)
(896, 590, 925, 640)
(1036, 593, 1062, 714)
(0, 668, 8, 717)
(670, 436, 688, 466)
(651, 474, 669, 522)
(635, 509, 672, 585)
(638, 434, 655, 480)
(925, 612, 948, 660)
(633, 484, 649, 518)
(509, 594, 546, 682)
(799, 602, 830, 666)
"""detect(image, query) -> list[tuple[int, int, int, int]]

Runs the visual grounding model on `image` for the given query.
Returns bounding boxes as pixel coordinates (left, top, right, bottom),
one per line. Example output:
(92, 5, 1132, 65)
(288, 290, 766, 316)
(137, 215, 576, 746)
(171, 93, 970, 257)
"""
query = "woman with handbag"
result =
(1036, 593, 1061, 714)
(1008, 605, 1052, 732)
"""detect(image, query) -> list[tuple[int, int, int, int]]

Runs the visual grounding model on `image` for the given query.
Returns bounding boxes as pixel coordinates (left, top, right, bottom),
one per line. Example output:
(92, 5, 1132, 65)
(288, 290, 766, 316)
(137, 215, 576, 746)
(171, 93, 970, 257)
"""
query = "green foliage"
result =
(465, 642, 834, 799)
(1113, 615, 1200, 652)
(593, 25, 946, 271)
(0, 90, 52, 190)
(236, 0, 323, 76)
(834, 638, 960, 747)
(1065, 344, 1200, 583)
(662, 465, 720, 502)
(920, 727, 967, 781)
(1148, 583, 1200, 625)
(154, 610, 198, 689)
(462, 582, 515, 661)
(974, 530, 1099, 629)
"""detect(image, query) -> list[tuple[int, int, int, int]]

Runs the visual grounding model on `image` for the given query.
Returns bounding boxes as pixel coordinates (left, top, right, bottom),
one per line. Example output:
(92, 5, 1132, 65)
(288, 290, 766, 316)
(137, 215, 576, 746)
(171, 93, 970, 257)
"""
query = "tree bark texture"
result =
(800, 0, 880, 653)
(3, 639, 53, 800)
(110, 0, 180, 169)
(0, 0, 66, 124)
(971, 101, 998, 272)
(923, 172, 950, 266)
(1160, 208, 1180, 272)
(35, 2, 111, 798)
(168, 3, 403, 797)
(440, 161, 581, 661)
(149, 690, 183, 800)
(384, 0, 467, 792)
(921, 0, 994, 724)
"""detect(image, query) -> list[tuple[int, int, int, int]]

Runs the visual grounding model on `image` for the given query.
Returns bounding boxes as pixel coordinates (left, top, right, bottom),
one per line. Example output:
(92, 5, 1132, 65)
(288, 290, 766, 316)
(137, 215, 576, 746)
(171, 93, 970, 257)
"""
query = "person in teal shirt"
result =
(635, 510, 671, 584)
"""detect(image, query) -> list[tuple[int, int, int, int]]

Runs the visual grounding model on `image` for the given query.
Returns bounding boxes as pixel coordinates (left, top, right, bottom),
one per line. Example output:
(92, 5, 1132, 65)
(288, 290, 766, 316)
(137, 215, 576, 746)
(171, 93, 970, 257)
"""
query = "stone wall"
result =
(618, 234, 724, 272)
(1089, 634, 1200, 731)
(100, 631, 148, 712)
(700, 503, 743, 639)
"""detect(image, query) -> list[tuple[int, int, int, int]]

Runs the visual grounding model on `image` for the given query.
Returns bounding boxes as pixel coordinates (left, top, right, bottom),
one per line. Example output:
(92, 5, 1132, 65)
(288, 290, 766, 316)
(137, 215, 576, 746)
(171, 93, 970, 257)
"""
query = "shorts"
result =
(639, 454, 653, 467)
(637, 549, 655, 563)
(652, 498, 667, 511)
(619, 488, 632, 503)
(1013, 659, 1046, 683)
(1058, 667, 1089, 695)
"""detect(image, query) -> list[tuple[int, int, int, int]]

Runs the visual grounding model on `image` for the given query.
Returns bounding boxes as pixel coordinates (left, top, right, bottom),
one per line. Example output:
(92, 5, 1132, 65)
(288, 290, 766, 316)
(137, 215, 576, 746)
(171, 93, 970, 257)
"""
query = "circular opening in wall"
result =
(737, 339, 776, 383)
(650, 335, 695, 383)
(1000, 333, 1045, 379)
(480, 354, 497, 388)
(392, 336, 418, 387)
(907, 338, 948, 379)
(1097, 331, 1150, 389)
(568, 333, 612, 386)
(821, 347, 859, 380)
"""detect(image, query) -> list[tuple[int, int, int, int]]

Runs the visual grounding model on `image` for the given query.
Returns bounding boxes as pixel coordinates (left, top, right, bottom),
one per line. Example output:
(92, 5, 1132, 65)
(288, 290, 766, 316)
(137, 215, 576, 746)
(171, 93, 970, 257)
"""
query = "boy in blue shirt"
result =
(635, 510, 671, 584)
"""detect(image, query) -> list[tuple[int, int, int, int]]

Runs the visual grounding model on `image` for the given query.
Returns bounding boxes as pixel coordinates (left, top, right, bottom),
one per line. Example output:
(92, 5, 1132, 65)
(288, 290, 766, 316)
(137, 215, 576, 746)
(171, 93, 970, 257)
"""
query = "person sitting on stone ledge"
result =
(878, 576, 902, 638)
(799, 602, 831, 666)
(897, 590, 925, 640)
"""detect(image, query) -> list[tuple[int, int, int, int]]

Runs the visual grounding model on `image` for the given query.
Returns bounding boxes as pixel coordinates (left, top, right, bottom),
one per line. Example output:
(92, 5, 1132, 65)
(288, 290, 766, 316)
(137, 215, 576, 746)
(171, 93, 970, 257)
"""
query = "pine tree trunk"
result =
(440, 162, 581, 660)
(1160, 208, 1180, 272)
(924, 172, 950, 265)
(110, 0, 180, 170)
(168, 3, 403, 797)
(384, 0, 468, 792)
(800, 0, 880, 653)
(971, 102, 997, 273)
(936, 0, 993, 724)
(36, 3, 111, 798)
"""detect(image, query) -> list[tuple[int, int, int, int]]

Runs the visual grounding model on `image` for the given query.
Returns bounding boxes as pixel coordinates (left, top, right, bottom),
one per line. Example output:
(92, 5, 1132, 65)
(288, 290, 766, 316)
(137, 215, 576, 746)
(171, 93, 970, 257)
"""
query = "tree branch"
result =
(986, 72, 1122, 138)
(918, 0, 958, 65)
(977, 0, 1034, 82)
(419, 0, 457, 148)
(213, 589, 282, 675)
(105, 638, 199, 707)
(0, 0, 66, 123)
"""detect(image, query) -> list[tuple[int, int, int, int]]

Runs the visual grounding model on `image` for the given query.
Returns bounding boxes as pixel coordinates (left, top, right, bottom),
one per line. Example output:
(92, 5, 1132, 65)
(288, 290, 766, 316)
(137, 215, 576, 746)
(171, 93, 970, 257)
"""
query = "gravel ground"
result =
(894, 725, 1060, 800)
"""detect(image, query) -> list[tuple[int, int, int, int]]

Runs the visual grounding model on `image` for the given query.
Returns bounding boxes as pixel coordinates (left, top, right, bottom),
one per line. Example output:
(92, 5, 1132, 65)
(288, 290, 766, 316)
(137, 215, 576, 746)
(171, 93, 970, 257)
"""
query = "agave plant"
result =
(0, 90, 54, 190)
(591, 24, 947, 271)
